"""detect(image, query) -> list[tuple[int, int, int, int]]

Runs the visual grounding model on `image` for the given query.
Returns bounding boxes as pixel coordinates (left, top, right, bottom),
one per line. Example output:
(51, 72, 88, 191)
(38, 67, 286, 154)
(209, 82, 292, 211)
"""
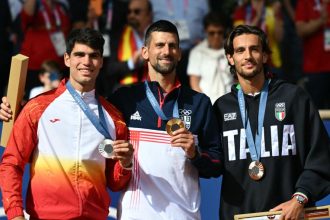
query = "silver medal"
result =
(98, 139, 114, 158)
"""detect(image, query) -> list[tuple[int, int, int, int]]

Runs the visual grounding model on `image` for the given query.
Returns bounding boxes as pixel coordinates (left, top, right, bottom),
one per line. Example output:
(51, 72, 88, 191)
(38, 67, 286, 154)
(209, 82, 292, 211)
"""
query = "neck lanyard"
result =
(237, 79, 269, 161)
(144, 81, 179, 120)
(39, 0, 61, 30)
(66, 81, 112, 140)
(105, 0, 113, 30)
(315, 0, 321, 10)
(245, 5, 266, 31)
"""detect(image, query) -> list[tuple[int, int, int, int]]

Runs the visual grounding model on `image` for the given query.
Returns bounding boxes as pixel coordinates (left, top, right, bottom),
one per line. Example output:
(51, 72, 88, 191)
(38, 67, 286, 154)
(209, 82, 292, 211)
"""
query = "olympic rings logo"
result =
(179, 109, 192, 115)
(275, 102, 285, 108)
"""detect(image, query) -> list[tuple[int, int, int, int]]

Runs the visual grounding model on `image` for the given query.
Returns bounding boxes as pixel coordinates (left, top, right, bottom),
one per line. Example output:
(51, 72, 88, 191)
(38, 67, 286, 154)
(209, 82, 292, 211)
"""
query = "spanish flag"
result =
(118, 25, 146, 85)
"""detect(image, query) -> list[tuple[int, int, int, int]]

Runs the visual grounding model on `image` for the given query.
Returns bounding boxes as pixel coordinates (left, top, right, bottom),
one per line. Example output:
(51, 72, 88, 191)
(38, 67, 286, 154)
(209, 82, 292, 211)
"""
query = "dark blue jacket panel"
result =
(109, 81, 223, 177)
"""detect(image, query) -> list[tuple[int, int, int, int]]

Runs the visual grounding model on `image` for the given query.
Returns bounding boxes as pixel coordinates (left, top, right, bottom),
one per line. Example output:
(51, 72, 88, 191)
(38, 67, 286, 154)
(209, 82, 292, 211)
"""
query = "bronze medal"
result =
(166, 118, 185, 136)
(98, 139, 114, 158)
(248, 161, 265, 181)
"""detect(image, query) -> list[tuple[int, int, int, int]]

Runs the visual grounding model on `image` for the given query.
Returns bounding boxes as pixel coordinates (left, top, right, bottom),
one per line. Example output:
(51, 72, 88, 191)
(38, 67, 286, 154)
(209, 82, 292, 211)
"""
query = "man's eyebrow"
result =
(234, 44, 260, 50)
(72, 51, 85, 55)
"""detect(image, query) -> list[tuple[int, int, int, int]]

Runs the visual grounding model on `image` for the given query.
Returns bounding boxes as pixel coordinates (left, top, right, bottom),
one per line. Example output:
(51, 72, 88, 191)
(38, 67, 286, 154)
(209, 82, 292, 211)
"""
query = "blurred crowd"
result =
(1, 0, 330, 109)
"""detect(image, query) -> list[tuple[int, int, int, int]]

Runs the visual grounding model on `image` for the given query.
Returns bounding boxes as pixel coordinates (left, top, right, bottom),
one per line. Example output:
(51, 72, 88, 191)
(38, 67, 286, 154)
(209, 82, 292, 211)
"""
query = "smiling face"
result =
(142, 31, 181, 76)
(64, 43, 103, 92)
(227, 33, 268, 80)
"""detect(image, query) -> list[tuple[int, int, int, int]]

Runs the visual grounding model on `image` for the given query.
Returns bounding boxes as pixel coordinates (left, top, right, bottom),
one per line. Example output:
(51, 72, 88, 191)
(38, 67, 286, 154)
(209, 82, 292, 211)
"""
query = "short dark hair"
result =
(66, 28, 105, 56)
(203, 12, 226, 30)
(144, 20, 179, 46)
(224, 25, 271, 75)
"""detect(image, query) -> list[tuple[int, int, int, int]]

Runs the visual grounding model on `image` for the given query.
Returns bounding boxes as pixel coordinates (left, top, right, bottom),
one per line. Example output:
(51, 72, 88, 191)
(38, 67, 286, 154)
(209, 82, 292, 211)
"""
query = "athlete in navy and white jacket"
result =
(109, 80, 222, 219)
(108, 20, 223, 220)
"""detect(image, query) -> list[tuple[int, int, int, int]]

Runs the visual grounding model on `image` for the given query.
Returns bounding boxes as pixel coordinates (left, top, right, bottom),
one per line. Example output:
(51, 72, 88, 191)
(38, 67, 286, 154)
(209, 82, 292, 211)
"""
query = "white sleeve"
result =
(187, 47, 202, 76)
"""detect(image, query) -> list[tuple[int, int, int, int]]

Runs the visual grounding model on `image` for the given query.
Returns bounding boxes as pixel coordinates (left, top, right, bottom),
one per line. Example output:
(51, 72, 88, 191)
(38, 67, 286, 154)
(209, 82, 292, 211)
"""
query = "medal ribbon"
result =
(315, 0, 321, 11)
(144, 81, 179, 120)
(245, 5, 266, 32)
(39, 0, 61, 30)
(105, 0, 113, 30)
(237, 79, 269, 162)
(66, 81, 112, 140)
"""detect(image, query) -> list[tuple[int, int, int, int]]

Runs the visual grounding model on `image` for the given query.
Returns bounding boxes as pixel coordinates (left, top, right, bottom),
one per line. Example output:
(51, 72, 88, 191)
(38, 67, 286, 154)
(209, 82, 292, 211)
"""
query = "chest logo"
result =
(275, 102, 286, 121)
(50, 118, 60, 123)
(179, 109, 192, 130)
(224, 112, 237, 121)
(130, 111, 142, 121)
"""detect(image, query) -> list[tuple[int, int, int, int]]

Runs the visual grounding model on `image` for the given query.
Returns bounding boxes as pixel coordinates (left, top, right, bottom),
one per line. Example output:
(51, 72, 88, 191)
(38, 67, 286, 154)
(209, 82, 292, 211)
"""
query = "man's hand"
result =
(0, 96, 13, 122)
(112, 140, 134, 168)
(170, 127, 197, 159)
(132, 50, 143, 66)
(270, 197, 304, 220)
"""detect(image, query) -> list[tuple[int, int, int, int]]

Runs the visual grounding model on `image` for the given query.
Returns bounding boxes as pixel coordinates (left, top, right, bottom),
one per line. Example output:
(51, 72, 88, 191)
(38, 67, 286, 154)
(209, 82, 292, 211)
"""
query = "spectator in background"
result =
(187, 12, 233, 104)
(0, 0, 14, 99)
(149, 0, 209, 86)
(68, 0, 128, 33)
(67, 0, 130, 97)
(295, 0, 330, 109)
(208, 0, 240, 28)
(29, 60, 62, 99)
(105, 0, 152, 94)
(20, 0, 71, 96)
(281, 0, 303, 84)
(233, 0, 284, 77)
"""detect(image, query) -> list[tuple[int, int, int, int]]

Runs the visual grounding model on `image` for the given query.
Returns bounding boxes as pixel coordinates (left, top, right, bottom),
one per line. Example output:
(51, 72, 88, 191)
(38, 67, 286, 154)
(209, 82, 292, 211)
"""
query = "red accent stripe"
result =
(129, 130, 169, 137)
(201, 153, 220, 163)
(129, 131, 141, 208)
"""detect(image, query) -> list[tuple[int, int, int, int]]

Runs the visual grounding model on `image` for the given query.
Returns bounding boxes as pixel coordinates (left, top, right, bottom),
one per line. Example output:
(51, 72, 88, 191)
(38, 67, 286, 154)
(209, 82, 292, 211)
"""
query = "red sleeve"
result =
(0, 104, 38, 219)
(295, 0, 314, 22)
(20, 8, 34, 31)
(106, 160, 131, 192)
(233, 6, 246, 23)
(57, 4, 71, 36)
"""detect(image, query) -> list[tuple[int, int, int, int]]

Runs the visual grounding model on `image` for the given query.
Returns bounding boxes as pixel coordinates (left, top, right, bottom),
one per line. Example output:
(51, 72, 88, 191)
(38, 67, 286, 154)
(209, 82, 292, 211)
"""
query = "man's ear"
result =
(141, 46, 149, 61)
(178, 47, 182, 62)
(226, 54, 234, 66)
(64, 53, 70, 68)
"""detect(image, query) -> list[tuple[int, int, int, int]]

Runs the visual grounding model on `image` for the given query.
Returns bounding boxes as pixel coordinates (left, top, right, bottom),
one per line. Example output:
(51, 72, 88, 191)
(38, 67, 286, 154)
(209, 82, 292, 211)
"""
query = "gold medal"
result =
(98, 139, 114, 158)
(248, 161, 265, 181)
(166, 118, 185, 136)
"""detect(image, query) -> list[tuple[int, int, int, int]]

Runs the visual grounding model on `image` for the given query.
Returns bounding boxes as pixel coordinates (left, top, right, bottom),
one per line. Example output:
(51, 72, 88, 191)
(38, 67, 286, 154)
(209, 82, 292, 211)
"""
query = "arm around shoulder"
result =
(190, 97, 224, 178)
